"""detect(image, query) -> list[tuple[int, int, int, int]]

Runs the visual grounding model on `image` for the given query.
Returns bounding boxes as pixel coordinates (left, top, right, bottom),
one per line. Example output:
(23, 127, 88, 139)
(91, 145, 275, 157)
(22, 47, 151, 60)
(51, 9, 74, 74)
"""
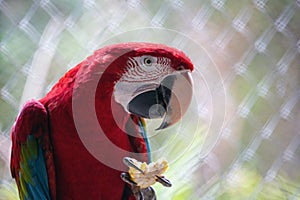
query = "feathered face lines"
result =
(119, 55, 173, 83)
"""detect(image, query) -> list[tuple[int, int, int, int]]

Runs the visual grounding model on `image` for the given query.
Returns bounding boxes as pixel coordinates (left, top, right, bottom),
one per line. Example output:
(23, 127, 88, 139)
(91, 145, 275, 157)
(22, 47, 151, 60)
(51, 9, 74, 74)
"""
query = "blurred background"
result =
(0, 0, 299, 199)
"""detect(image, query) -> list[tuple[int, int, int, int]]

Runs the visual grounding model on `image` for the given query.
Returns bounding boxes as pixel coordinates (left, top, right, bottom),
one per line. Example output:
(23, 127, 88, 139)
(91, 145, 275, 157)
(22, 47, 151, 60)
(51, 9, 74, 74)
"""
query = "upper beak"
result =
(127, 70, 193, 130)
(156, 71, 193, 130)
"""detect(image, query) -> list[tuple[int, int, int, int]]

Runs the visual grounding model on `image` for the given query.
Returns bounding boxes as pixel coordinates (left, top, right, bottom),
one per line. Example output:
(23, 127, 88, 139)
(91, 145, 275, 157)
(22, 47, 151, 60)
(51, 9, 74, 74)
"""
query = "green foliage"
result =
(172, 184, 193, 200)
(0, 180, 18, 200)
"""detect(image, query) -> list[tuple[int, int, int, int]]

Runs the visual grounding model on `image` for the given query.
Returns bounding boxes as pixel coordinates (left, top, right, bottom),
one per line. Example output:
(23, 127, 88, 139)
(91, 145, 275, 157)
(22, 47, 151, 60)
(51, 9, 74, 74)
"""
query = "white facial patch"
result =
(119, 56, 173, 82)
(114, 55, 174, 112)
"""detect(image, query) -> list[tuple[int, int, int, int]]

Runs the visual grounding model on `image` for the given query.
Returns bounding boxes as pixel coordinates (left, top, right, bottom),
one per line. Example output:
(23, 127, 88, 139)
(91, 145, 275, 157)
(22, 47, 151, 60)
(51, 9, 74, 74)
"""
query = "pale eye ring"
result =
(143, 57, 154, 66)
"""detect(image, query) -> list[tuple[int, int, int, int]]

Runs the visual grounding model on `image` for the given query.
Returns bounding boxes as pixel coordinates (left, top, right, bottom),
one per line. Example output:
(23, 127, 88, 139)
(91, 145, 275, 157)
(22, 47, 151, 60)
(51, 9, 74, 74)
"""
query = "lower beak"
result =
(128, 71, 193, 130)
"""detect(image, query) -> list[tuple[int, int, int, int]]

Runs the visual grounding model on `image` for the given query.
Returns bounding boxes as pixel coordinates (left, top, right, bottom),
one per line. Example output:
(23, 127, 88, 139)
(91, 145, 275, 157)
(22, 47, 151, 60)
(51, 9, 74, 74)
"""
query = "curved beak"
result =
(156, 71, 193, 130)
(127, 70, 193, 130)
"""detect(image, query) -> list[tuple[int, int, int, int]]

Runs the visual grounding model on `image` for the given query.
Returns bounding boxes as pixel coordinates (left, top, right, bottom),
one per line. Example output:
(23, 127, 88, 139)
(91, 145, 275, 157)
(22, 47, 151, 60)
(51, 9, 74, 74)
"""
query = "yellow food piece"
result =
(128, 158, 168, 188)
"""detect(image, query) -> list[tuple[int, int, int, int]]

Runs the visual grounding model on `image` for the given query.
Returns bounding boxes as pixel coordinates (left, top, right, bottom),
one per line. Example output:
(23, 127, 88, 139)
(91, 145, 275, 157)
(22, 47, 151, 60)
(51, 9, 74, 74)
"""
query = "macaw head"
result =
(106, 42, 194, 130)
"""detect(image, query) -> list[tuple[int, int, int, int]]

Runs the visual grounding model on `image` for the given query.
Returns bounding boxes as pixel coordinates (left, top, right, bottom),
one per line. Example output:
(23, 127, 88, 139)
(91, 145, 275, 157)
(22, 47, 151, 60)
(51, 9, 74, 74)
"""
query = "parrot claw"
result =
(155, 175, 172, 187)
(121, 172, 156, 200)
(121, 172, 137, 186)
(136, 187, 156, 200)
(123, 157, 145, 174)
(122, 157, 171, 200)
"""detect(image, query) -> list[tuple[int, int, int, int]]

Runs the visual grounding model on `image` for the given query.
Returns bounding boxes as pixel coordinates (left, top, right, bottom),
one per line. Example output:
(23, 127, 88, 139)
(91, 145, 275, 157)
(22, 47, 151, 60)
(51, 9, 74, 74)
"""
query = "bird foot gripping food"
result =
(121, 157, 172, 200)
(123, 157, 172, 188)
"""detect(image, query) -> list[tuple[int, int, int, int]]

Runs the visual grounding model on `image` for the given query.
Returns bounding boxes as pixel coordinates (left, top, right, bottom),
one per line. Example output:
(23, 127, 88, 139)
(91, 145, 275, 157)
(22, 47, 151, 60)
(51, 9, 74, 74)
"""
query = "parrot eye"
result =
(143, 57, 154, 66)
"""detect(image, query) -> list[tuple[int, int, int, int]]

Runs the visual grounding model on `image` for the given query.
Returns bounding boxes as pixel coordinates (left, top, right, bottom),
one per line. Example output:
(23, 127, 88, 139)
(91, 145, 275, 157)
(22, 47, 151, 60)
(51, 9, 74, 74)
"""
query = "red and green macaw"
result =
(10, 42, 194, 199)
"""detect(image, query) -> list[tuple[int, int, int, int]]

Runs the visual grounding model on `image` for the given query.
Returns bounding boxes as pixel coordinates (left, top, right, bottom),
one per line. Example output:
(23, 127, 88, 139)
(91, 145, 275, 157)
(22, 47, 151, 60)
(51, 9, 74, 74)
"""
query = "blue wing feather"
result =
(10, 100, 54, 200)
(19, 135, 50, 200)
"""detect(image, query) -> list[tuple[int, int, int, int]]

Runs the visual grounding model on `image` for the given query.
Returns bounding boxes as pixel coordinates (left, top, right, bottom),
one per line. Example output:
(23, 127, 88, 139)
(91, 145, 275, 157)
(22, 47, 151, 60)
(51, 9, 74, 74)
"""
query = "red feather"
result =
(11, 42, 194, 199)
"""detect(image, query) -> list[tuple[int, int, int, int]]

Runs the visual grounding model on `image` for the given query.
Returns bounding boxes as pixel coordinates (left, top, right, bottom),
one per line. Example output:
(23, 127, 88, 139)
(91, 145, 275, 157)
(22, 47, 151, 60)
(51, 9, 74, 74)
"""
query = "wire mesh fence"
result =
(0, 0, 299, 199)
